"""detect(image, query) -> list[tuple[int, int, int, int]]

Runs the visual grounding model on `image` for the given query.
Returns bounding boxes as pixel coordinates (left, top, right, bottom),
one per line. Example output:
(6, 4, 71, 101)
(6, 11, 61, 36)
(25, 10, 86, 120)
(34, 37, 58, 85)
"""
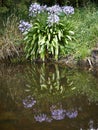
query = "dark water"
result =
(0, 63, 98, 130)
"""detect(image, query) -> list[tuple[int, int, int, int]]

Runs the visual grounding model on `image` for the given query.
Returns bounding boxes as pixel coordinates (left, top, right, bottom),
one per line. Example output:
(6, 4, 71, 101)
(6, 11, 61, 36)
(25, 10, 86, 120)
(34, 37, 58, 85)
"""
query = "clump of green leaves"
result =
(24, 17, 74, 61)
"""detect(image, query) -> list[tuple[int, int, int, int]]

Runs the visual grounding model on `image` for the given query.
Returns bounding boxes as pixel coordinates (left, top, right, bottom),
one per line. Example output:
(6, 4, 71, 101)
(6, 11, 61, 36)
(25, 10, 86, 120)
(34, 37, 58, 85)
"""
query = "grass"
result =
(70, 4, 98, 59)
(0, 14, 23, 62)
(0, 4, 98, 62)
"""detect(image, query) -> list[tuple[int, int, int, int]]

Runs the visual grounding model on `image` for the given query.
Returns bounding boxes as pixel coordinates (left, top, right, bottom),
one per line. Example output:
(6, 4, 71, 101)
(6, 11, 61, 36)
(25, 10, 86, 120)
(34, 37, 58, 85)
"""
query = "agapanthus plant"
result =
(19, 3, 75, 61)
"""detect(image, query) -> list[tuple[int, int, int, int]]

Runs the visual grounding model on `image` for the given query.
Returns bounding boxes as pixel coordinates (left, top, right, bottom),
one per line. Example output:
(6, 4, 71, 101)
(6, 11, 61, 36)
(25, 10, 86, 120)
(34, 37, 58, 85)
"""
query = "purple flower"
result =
(18, 20, 32, 33)
(66, 109, 78, 118)
(23, 95, 36, 108)
(62, 6, 74, 15)
(29, 3, 42, 16)
(34, 114, 52, 123)
(41, 5, 47, 12)
(47, 5, 62, 15)
(47, 14, 60, 26)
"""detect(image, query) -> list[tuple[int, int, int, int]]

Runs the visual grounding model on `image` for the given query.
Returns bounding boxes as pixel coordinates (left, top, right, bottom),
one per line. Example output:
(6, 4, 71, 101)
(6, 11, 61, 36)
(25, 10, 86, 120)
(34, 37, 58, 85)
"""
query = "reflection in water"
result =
(66, 109, 78, 119)
(50, 104, 66, 120)
(80, 120, 97, 130)
(23, 95, 36, 108)
(89, 120, 94, 129)
(33, 104, 78, 122)
(0, 63, 98, 130)
(34, 114, 52, 123)
(24, 63, 98, 103)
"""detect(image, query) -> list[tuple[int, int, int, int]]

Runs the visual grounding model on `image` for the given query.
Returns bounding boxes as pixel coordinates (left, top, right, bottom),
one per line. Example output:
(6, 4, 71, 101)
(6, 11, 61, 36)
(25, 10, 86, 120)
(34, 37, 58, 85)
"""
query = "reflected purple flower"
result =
(34, 114, 46, 122)
(19, 20, 32, 33)
(89, 120, 94, 129)
(51, 109, 66, 120)
(62, 6, 74, 15)
(34, 114, 52, 123)
(50, 105, 66, 120)
(80, 120, 97, 130)
(66, 109, 78, 118)
(23, 95, 36, 108)
(45, 117, 53, 122)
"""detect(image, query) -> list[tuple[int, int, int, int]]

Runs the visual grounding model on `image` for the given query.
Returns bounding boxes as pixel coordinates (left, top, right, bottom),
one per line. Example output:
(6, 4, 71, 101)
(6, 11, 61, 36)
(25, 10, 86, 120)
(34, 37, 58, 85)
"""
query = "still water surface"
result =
(0, 63, 98, 130)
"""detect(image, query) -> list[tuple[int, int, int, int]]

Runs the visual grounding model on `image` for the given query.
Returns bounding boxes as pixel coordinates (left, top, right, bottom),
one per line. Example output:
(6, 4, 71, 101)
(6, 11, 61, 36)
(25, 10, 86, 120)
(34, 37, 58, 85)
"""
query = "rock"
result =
(57, 55, 77, 68)
(91, 48, 98, 67)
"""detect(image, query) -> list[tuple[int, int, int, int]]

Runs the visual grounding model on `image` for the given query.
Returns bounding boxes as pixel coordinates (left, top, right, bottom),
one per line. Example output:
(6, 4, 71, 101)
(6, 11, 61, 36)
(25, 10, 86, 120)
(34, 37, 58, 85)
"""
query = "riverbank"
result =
(0, 4, 98, 68)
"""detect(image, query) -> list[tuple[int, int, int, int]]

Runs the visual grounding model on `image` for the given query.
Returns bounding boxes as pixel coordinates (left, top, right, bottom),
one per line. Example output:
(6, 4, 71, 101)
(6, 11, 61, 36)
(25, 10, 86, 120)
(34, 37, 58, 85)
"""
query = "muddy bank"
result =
(57, 47, 98, 69)
(1, 45, 98, 72)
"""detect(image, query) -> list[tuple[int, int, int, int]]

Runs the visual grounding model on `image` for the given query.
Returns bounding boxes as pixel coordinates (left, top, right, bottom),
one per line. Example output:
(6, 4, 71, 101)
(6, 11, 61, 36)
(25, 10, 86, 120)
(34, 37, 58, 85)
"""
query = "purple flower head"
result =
(18, 20, 32, 33)
(23, 95, 36, 108)
(66, 109, 78, 119)
(41, 5, 47, 12)
(47, 5, 62, 15)
(29, 3, 42, 16)
(62, 6, 74, 15)
(47, 14, 60, 26)
(34, 114, 52, 123)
